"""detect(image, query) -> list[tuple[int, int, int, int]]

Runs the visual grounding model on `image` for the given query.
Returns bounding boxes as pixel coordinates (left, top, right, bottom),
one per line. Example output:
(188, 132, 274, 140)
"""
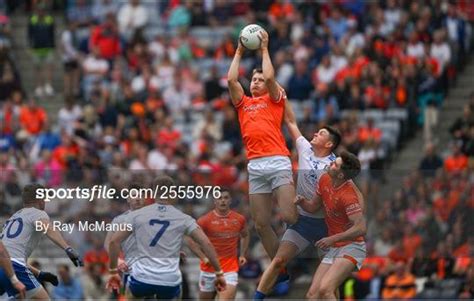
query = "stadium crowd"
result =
(1, 0, 474, 299)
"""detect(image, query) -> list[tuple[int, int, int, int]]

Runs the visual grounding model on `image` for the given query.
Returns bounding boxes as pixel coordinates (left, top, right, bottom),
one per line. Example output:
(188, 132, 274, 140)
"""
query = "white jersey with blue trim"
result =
(123, 203, 198, 286)
(295, 136, 336, 218)
(1, 207, 49, 265)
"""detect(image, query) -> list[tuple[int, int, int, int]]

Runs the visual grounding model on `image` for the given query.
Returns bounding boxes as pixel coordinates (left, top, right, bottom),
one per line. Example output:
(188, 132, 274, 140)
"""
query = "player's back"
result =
(126, 203, 198, 286)
(1, 207, 49, 265)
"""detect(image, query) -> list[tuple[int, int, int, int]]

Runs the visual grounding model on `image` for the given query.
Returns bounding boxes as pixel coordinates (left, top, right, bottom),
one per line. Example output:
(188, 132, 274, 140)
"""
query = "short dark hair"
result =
(252, 68, 263, 76)
(322, 125, 341, 151)
(153, 174, 175, 194)
(22, 183, 44, 204)
(340, 150, 361, 180)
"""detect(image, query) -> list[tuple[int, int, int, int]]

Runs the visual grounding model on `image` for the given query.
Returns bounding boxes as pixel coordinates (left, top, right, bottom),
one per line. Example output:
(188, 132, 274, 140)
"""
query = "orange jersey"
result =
(236, 93, 290, 160)
(198, 210, 246, 273)
(317, 173, 364, 247)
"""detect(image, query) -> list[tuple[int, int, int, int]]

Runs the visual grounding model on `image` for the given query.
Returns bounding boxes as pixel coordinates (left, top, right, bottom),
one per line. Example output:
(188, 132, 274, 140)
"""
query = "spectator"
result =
(92, 0, 119, 23)
(61, 20, 81, 97)
(358, 118, 382, 144)
(81, 47, 109, 101)
(81, 263, 108, 300)
(117, 0, 148, 40)
(33, 149, 62, 187)
(287, 59, 312, 101)
(19, 98, 47, 136)
(58, 98, 83, 135)
(52, 264, 84, 300)
(28, 2, 55, 97)
(419, 143, 443, 177)
(444, 142, 468, 173)
(89, 13, 121, 63)
(381, 261, 417, 299)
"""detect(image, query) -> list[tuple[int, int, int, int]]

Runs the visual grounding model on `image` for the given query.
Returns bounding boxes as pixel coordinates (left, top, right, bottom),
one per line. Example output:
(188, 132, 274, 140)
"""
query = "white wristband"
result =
(10, 275, 19, 284)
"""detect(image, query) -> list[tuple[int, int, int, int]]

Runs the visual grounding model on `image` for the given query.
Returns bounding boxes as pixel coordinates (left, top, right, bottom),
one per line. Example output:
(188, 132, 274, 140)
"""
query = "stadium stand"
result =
(1, 0, 474, 299)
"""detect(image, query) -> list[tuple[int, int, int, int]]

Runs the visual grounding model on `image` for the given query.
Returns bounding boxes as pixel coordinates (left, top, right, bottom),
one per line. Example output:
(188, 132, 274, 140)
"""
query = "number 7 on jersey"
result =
(149, 219, 170, 247)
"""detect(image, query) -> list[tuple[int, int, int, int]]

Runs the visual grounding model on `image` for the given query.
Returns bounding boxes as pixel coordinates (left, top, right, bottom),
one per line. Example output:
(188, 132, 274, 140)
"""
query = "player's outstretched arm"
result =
(0, 242, 26, 298)
(106, 230, 131, 292)
(316, 212, 367, 250)
(294, 194, 322, 213)
(227, 42, 245, 106)
(284, 98, 303, 141)
(28, 264, 59, 286)
(41, 219, 84, 267)
(259, 30, 280, 102)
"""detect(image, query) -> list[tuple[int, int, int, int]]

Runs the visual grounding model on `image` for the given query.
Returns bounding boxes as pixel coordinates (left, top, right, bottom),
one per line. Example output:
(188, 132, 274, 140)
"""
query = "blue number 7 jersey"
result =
(121, 203, 198, 287)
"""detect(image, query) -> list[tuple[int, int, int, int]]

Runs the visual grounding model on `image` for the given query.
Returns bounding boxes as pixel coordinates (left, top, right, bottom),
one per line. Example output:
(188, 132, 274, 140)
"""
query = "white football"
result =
(239, 24, 263, 50)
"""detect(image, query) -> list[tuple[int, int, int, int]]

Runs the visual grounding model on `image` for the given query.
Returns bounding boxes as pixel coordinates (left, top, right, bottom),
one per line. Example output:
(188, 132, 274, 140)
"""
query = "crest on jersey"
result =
(158, 205, 167, 212)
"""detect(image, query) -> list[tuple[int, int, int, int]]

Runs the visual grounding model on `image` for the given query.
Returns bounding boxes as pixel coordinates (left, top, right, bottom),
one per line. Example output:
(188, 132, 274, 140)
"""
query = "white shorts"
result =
(199, 271, 238, 292)
(321, 241, 366, 270)
(247, 156, 293, 194)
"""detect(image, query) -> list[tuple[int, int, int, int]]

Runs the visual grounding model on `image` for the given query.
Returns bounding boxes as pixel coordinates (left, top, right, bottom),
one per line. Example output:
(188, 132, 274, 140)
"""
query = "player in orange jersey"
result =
(227, 29, 297, 267)
(193, 189, 249, 300)
(296, 151, 366, 300)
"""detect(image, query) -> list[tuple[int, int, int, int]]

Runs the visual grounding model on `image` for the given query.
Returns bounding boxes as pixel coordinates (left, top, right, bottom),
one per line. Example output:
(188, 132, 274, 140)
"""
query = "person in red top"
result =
(191, 190, 249, 300)
(19, 98, 47, 136)
(227, 29, 297, 268)
(297, 151, 366, 300)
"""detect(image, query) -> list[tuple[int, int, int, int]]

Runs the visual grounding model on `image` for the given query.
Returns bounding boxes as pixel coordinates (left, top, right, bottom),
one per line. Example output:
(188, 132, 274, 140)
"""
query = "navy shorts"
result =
(282, 215, 328, 253)
(128, 276, 180, 300)
(0, 261, 41, 298)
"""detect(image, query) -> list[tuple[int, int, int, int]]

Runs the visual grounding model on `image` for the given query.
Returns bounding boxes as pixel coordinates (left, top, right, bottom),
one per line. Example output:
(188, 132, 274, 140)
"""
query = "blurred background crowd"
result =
(0, 0, 474, 299)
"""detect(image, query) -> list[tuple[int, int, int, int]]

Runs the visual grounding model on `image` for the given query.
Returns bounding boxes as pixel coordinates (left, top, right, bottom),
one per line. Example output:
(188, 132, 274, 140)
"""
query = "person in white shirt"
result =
(406, 32, 425, 59)
(117, 0, 148, 40)
(430, 30, 452, 73)
(82, 47, 109, 101)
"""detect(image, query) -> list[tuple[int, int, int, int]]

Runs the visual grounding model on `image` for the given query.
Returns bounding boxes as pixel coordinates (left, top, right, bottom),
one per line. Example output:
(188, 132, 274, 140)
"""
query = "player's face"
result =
(310, 128, 332, 149)
(128, 197, 145, 210)
(328, 157, 343, 178)
(250, 73, 267, 97)
(38, 199, 46, 210)
(214, 191, 231, 211)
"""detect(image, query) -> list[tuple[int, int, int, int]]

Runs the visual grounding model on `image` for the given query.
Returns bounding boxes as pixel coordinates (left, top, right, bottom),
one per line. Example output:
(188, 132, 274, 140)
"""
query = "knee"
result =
(318, 284, 334, 299)
(282, 212, 298, 225)
(254, 220, 270, 234)
(305, 290, 317, 300)
(272, 256, 287, 270)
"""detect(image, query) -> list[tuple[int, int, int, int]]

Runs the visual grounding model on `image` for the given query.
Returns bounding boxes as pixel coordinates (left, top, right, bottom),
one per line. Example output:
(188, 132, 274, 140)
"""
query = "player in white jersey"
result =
(107, 175, 226, 299)
(104, 182, 146, 296)
(254, 101, 341, 299)
(0, 184, 83, 299)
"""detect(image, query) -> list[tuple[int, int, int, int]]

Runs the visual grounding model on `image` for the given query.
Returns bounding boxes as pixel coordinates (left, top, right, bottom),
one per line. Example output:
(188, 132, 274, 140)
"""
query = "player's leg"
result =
(217, 285, 237, 300)
(249, 193, 279, 258)
(199, 271, 217, 300)
(306, 262, 331, 300)
(28, 286, 50, 300)
(317, 257, 357, 300)
(273, 184, 298, 225)
(270, 157, 297, 225)
(256, 241, 300, 295)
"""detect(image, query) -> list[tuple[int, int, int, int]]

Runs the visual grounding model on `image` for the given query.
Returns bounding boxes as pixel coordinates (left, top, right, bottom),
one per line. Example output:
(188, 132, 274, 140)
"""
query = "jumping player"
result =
(1, 183, 83, 299)
(297, 151, 366, 300)
(228, 28, 297, 264)
(191, 189, 249, 300)
(106, 175, 226, 299)
(254, 101, 341, 299)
